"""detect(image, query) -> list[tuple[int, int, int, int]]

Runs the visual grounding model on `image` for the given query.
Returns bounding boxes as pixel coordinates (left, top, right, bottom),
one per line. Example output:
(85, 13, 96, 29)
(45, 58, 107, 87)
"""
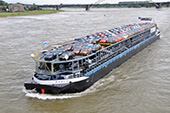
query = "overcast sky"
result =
(4, 0, 169, 5)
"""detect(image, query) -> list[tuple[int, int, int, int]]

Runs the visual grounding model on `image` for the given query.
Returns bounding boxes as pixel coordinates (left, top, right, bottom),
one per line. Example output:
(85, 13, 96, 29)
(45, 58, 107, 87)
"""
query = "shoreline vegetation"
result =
(0, 10, 64, 18)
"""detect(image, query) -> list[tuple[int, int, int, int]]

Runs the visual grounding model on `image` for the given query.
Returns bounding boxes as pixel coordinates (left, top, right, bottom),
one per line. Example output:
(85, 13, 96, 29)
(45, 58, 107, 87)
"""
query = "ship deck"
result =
(33, 22, 157, 65)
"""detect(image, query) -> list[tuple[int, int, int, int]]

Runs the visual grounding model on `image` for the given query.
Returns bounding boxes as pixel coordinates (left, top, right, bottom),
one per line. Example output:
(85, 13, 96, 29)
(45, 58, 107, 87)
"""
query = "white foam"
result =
(23, 84, 98, 100)
(23, 74, 116, 100)
(25, 92, 81, 100)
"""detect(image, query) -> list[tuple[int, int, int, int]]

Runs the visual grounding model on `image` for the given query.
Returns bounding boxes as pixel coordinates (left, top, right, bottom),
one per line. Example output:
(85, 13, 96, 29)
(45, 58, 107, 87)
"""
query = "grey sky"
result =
(4, 0, 169, 5)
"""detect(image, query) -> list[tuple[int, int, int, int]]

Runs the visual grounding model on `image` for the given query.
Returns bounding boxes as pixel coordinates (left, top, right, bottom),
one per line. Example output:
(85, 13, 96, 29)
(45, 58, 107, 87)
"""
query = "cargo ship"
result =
(24, 18, 160, 94)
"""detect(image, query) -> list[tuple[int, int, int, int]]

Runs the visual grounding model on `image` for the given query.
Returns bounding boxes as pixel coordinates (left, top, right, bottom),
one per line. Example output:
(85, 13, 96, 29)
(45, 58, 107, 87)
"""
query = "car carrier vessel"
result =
(24, 18, 160, 94)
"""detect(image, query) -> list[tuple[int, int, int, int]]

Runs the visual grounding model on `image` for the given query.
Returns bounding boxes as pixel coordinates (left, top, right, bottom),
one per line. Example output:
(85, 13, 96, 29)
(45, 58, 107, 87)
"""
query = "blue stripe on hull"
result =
(85, 34, 157, 77)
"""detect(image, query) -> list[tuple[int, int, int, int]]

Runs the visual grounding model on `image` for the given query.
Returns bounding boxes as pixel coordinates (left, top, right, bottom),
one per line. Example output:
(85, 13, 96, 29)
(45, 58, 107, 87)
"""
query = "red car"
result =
(80, 47, 92, 56)
(65, 44, 73, 51)
(99, 39, 107, 43)
(73, 47, 81, 55)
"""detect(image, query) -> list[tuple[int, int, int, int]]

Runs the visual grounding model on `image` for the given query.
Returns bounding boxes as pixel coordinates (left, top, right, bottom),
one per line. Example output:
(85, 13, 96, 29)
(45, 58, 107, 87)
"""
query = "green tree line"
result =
(0, 0, 8, 11)
(0, 0, 8, 6)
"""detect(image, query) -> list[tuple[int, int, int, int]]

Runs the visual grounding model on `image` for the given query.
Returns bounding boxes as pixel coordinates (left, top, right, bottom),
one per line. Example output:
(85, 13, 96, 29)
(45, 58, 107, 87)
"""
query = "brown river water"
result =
(0, 8, 170, 113)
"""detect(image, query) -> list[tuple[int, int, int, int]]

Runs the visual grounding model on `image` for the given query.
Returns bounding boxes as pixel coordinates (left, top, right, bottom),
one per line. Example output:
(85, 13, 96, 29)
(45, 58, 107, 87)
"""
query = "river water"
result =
(0, 8, 170, 113)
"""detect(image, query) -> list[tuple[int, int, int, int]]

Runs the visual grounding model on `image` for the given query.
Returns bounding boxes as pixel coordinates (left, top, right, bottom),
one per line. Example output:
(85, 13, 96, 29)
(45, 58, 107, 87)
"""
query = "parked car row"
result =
(64, 42, 101, 55)
(44, 47, 74, 61)
(44, 22, 155, 61)
(44, 42, 101, 61)
(59, 51, 75, 60)
(81, 22, 156, 45)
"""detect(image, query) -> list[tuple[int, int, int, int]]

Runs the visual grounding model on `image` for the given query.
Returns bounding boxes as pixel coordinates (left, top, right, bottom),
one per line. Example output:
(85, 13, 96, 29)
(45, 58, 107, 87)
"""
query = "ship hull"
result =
(25, 34, 160, 94)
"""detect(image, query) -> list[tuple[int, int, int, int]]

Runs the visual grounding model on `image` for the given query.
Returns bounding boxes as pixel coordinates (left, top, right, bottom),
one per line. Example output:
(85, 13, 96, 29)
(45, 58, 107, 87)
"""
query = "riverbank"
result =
(0, 10, 64, 17)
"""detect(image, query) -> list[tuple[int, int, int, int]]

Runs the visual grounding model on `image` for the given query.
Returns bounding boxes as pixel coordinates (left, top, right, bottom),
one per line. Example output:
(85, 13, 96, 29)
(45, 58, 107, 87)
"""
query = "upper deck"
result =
(33, 22, 157, 63)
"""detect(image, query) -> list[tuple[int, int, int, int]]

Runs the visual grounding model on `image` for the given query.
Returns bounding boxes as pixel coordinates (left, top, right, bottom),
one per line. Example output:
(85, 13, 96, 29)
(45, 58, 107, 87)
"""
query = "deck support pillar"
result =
(51, 63, 53, 74)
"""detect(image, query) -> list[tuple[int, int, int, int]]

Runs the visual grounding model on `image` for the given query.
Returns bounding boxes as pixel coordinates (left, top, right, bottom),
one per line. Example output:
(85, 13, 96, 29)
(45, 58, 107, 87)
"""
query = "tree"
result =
(2, 6, 6, 11)
(29, 3, 38, 10)
(0, 0, 8, 6)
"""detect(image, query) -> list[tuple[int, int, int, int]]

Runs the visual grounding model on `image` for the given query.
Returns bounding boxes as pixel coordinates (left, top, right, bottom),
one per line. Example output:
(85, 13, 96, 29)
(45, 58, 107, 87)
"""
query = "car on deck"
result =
(65, 44, 73, 51)
(91, 44, 101, 52)
(99, 39, 107, 43)
(56, 47, 67, 55)
(44, 51, 57, 61)
(73, 47, 82, 55)
(74, 37, 88, 43)
(80, 47, 92, 55)
(59, 51, 75, 60)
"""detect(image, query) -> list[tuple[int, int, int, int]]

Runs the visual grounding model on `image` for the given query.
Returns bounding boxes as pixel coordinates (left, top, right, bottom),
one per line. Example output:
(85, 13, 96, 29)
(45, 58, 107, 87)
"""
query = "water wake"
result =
(23, 86, 97, 100)
(23, 74, 116, 100)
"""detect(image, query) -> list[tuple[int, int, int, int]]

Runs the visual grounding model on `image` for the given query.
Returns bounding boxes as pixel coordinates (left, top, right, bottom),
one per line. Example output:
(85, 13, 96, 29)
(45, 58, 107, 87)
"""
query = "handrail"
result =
(34, 24, 156, 65)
